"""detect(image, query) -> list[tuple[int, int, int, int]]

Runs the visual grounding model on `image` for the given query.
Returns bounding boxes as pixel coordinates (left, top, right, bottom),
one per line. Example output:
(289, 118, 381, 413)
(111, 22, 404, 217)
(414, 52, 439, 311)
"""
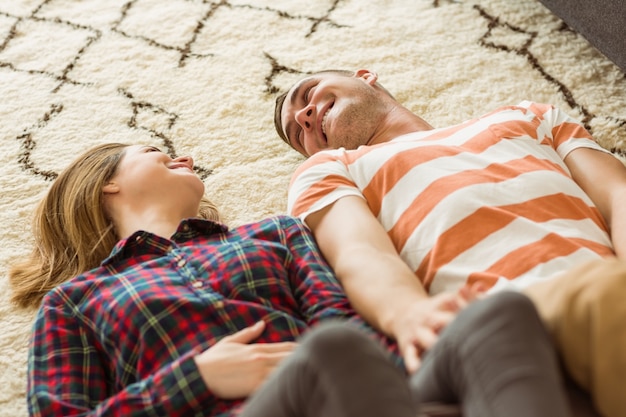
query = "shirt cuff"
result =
(153, 349, 219, 415)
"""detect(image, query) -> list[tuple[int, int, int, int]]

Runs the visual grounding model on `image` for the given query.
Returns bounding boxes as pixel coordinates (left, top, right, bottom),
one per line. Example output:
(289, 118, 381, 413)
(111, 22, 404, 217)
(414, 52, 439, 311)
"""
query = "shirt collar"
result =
(102, 218, 229, 265)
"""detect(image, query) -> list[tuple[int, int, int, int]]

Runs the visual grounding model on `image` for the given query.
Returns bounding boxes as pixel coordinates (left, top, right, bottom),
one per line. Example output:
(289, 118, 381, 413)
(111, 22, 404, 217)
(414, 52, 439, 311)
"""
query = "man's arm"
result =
(306, 195, 465, 372)
(565, 148, 626, 258)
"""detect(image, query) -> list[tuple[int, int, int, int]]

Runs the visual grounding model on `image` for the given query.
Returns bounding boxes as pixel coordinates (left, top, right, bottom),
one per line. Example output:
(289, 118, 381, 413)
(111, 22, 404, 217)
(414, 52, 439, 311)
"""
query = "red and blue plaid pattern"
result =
(28, 215, 397, 416)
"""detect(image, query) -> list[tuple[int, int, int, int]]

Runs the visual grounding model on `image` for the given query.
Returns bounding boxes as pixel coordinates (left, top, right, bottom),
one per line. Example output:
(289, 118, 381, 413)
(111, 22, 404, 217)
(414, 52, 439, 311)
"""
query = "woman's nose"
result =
(175, 155, 194, 168)
(295, 104, 315, 131)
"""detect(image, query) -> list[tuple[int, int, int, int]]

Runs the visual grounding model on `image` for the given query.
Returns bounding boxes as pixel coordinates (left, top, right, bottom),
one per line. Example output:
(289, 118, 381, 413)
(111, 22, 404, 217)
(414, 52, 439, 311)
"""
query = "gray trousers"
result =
(240, 291, 570, 417)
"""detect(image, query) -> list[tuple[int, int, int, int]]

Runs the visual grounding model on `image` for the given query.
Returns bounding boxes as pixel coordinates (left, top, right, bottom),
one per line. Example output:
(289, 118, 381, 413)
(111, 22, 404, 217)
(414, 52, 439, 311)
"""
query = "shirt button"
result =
(177, 259, 186, 267)
(192, 281, 203, 288)
(182, 224, 190, 232)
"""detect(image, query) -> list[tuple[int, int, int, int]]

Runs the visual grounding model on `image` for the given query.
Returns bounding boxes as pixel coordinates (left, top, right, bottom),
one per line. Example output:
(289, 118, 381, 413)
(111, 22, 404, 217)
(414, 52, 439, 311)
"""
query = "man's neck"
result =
(368, 107, 434, 146)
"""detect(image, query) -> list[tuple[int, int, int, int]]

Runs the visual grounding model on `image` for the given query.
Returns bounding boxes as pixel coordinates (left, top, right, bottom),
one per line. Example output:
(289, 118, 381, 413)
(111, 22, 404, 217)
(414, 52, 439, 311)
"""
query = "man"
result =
(275, 69, 626, 417)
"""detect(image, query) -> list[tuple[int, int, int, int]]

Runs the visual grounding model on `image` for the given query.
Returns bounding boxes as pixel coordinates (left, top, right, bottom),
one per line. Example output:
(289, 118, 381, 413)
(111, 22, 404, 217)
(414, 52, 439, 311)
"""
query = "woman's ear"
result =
(102, 182, 120, 195)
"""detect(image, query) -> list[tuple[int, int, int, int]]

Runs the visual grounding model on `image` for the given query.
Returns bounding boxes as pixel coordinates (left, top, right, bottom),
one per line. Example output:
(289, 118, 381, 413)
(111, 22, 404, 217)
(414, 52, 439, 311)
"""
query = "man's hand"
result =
(396, 283, 485, 373)
(194, 321, 297, 399)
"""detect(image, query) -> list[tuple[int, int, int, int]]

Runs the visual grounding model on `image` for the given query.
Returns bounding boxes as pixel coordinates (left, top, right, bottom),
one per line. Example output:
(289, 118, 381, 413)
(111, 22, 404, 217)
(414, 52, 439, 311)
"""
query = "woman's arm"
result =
(565, 147, 626, 258)
(29, 298, 215, 416)
(30, 301, 297, 417)
(193, 321, 296, 399)
(279, 216, 357, 326)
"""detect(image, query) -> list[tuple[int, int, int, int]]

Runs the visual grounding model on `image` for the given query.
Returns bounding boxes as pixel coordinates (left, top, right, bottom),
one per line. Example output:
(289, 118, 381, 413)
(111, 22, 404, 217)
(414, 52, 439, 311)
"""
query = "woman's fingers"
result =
(220, 320, 266, 344)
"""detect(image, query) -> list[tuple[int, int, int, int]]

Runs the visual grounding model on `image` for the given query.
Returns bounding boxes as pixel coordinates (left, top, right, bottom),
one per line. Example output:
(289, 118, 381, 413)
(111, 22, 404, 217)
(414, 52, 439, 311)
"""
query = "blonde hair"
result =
(9, 143, 221, 309)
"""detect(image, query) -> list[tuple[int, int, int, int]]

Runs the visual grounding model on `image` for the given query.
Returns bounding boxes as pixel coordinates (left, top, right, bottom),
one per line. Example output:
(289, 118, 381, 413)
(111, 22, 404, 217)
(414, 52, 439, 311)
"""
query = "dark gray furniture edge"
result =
(537, 0, 626, 73)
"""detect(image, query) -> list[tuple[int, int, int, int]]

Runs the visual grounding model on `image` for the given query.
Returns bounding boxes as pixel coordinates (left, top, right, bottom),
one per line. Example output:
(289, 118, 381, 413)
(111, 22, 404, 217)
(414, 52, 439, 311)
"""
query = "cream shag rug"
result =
(1, 0, 625, 415)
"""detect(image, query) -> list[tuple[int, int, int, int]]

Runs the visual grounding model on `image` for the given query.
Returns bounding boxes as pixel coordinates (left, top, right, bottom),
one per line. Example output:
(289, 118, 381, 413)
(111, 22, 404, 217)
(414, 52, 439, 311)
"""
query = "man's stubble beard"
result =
(330, 90, 386, 150)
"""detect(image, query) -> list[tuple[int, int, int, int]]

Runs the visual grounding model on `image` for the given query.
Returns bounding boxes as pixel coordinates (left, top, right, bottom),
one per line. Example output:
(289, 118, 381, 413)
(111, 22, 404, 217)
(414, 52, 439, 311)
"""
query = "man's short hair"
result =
(274, 91, 290, 145)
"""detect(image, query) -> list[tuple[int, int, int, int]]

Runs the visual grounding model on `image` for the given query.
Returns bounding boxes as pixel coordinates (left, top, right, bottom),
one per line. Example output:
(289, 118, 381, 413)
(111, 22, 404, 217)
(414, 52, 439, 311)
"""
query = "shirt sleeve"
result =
(28, 293, 221, 417)
(518, 101, 612, 159)
(275, 216, 357, 326)
(287, 151, 364, 221)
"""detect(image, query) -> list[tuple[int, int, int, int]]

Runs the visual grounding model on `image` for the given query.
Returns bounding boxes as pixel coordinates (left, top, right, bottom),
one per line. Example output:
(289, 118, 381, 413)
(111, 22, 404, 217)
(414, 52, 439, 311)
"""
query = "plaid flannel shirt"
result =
(28, 215, 398, 417)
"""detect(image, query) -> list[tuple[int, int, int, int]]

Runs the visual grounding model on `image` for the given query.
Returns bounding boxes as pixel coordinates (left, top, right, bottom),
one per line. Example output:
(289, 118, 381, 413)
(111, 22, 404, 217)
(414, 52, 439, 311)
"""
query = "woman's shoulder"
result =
(257, 215, 306, 229)
(231, 215, 307, 238)
(37, 264, 113, 312)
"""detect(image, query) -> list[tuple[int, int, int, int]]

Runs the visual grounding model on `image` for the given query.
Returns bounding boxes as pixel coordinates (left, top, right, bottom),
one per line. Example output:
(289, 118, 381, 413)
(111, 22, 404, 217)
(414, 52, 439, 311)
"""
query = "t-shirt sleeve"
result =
(287, 150, 364, 222)
(518, 100, 612, 159)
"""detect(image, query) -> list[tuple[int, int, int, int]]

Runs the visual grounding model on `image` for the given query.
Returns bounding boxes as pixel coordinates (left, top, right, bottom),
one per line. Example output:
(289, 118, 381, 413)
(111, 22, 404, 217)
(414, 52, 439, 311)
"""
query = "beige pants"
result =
(524, 258, 626, 417)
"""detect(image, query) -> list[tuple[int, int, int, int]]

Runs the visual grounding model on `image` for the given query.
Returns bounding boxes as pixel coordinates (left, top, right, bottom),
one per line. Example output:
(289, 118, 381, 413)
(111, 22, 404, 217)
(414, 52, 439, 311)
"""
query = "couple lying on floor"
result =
(11, 69, 626, 417)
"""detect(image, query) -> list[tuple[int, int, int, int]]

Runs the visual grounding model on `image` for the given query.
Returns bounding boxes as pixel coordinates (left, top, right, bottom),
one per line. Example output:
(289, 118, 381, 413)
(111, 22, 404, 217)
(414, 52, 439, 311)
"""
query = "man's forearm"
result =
(332, 245, 429, 336)
(305, 195, 431, 336)
(609, 187, 626, 259)
(564, 148, 626, 259)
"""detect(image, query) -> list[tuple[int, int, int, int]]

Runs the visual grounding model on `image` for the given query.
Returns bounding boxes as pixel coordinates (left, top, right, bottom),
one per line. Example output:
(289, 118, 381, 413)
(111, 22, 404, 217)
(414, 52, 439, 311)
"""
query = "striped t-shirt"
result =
(288, 101, 615, 294)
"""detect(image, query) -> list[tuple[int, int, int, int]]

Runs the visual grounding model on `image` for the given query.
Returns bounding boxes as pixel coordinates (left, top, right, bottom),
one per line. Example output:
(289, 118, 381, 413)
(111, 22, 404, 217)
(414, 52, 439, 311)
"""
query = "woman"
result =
(10, 143, 570, 417)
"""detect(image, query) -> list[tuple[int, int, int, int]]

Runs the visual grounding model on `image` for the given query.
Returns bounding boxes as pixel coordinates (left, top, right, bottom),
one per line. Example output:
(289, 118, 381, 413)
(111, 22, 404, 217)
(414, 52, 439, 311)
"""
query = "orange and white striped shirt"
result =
(288, 102, 615, 294)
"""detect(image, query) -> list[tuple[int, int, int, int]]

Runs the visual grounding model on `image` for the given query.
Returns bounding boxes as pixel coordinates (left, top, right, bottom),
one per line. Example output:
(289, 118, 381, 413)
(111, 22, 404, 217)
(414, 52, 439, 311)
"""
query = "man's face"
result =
(280, 71, 389, 157)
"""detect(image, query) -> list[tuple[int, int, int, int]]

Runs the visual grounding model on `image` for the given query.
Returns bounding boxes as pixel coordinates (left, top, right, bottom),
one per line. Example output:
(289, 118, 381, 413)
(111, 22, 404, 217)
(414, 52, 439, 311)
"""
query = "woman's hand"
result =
(194, 321, 298, 399)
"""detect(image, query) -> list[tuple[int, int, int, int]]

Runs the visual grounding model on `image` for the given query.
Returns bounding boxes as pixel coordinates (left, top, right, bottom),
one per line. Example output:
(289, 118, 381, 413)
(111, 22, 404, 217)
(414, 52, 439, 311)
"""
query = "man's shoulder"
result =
(495, 101, 558, 117)
(292, 147, 348, 176)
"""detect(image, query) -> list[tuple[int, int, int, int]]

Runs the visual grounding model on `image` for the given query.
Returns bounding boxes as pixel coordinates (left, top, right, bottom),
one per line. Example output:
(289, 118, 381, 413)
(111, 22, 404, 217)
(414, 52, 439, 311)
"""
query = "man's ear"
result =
(354, 69, 378, 85)
(102, 182, 120, 195)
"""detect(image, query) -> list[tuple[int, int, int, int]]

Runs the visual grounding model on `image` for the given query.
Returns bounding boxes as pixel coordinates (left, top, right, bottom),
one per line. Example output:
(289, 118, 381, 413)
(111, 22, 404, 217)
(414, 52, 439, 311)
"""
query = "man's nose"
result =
(295, 104, 315, 131)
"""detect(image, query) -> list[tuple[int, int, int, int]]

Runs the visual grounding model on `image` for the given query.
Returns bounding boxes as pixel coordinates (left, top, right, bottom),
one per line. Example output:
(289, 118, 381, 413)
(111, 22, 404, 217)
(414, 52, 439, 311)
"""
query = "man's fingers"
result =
(402, 343, 421, 374)
(426, 310, 456, 333)
(401, 325, 440, 373)
(415, 326, 439, 350)
(435, 294, 462, 312)
(458, 282, 487, 303)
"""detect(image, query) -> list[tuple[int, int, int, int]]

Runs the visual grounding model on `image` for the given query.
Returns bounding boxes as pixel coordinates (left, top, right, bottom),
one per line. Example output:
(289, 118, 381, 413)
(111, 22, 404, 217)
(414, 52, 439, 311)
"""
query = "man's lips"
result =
(318, 101, 333, 144)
